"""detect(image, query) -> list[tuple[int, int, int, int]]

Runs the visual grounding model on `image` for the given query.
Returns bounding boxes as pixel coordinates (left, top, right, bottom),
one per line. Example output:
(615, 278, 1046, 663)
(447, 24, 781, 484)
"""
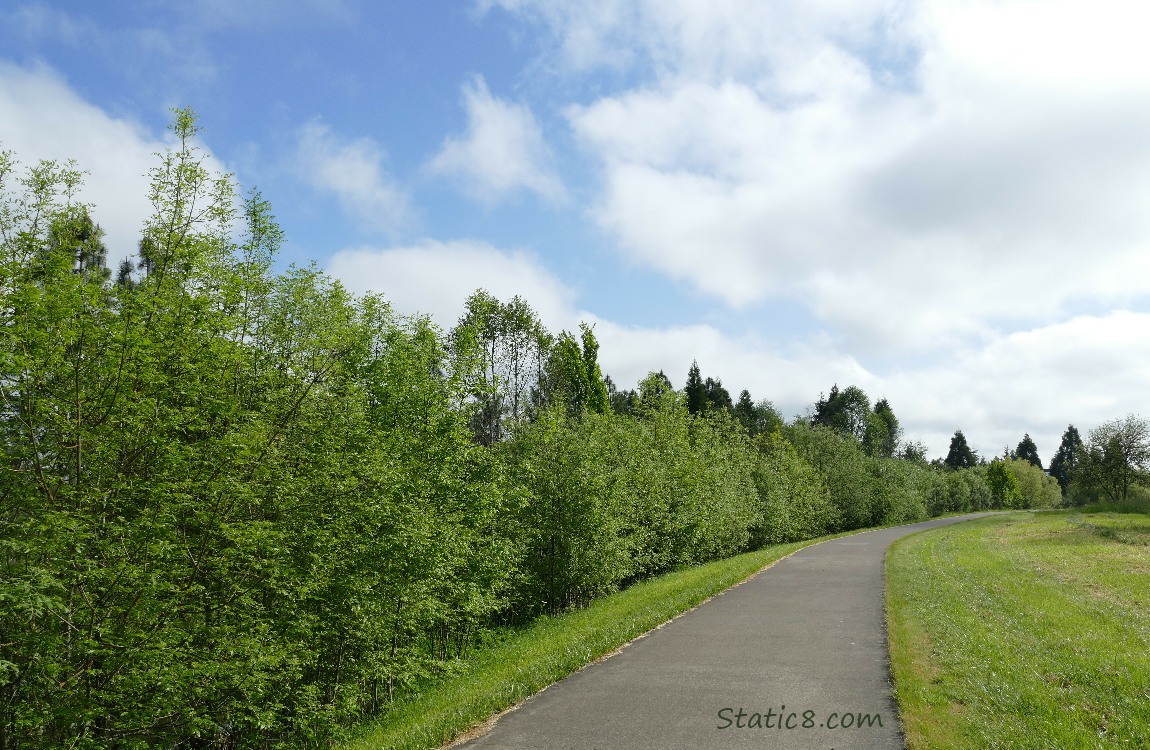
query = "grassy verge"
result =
(887, 511, 1150, 749)
(342, 526, 881, 750)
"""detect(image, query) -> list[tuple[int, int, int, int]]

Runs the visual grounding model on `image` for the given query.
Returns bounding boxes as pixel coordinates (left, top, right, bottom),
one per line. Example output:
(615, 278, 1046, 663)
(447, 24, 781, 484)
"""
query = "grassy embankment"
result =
(343, 526, 878, 750)
(887, 510, 1150, 749)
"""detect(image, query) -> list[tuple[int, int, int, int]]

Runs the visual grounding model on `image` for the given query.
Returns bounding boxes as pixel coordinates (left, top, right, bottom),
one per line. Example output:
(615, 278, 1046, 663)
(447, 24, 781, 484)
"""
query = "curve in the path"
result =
(455, 513, 996, 750)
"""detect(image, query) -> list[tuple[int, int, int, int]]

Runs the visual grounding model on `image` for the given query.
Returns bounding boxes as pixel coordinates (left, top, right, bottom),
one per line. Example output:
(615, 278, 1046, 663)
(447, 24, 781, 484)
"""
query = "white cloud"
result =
(295, 120, 411, 235)
(326, 240, 575, 330)
(488, 0, 1150, 354)
(428, 75, 565, 205)
(0, 61, 167, 266)
(888, 311, 1150, 466)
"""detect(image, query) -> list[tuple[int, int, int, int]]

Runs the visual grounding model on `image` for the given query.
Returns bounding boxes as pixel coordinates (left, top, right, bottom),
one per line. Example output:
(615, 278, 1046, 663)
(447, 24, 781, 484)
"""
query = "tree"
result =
(536, 322, 609, 419)
(812, 384, 872, 443)
(1006, 458, 1061, 508)
(1014, 433, 1042, 469)
(1048, 424, 1084, 498)
(900, 440, 929, 463)
(703, 376, 732, 413)
(605, 374, 638, 415)
(869, 398, 901, 458)
(580, 323, 610, 415)
(987, 459, 1022, 507)
(734, 390, 783, 437)
(734, 389, 755, 430)
(451, 290, 550, 444)
(1074, 415, 1150, 504)
(944, 430, 978, 470)
(685, 360, 705, 415)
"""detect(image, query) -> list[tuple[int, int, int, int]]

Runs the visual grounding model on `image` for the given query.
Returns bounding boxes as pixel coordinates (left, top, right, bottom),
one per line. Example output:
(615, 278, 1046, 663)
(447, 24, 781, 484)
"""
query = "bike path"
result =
(455, 513, 995, 750)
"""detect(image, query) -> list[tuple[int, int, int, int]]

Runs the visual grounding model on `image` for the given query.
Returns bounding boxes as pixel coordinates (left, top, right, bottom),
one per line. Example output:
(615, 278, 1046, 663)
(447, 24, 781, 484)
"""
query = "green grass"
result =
(341, 528, 874, 750)
(887, 511, 1150, 749)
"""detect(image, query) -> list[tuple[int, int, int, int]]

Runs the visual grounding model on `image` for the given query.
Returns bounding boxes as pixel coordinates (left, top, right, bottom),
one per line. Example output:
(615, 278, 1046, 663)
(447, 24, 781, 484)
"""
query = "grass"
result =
(341, 526, 881, 750)
(887, 511, 1150, 749)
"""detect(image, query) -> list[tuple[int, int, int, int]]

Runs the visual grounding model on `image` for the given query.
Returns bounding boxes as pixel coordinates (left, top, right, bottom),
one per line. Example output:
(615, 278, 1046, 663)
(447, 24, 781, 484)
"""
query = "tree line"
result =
(1, 111, 1144, 748)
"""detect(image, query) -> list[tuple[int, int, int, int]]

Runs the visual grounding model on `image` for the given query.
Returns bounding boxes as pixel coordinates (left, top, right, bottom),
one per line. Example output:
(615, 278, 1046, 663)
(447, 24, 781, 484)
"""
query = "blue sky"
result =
(3, 0, 1150, 463)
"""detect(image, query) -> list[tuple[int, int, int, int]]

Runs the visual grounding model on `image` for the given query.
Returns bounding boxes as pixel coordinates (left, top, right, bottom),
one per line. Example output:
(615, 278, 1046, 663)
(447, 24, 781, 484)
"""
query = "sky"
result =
(3, 0, 1149, 465)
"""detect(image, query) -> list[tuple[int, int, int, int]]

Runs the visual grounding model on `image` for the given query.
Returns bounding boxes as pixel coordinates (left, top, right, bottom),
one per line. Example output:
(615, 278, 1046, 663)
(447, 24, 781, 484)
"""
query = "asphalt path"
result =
(455, 513, 995, 750)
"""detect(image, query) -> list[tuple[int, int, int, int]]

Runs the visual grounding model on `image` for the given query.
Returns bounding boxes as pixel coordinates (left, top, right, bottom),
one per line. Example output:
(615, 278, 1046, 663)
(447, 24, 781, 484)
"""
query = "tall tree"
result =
(580, 323, 610, 415)
(812, 384, 872, 443)
(987, 458, 1023, 507)
(1014, 433, 1042, 469)
(684, 360, 705, 415)
(703, 376, 732, 413)
(451, 290, 549, 444)
(1048, 424, 1084, 497)
(1075, 415, 1150, 504)
(537, 323, 610, 418)
(870, 398, 901, 458)
(944, 430, 978, 469)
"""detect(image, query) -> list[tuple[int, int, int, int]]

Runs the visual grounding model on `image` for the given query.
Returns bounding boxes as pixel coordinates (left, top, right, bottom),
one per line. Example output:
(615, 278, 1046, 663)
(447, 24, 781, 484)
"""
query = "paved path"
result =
(456, 513, 995, 750)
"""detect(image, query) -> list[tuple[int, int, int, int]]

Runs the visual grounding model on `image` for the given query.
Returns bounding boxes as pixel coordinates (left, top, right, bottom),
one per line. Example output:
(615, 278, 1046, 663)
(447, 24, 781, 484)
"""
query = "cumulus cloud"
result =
(295, 120, 412, 235)
(887, 311, 1150, 465)
(326, 240, 576, 329)
(428, 75, 565, 205)
(491, 0, 1150, 354)
(0, 61, 168, 265)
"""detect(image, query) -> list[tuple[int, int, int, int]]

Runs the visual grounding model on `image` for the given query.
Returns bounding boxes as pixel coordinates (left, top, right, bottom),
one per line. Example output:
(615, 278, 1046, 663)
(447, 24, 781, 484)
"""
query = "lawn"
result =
(887, 511, 1150, 749)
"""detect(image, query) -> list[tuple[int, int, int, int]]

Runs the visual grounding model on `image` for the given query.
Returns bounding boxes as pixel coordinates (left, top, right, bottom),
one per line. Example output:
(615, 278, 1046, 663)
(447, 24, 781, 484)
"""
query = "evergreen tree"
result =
(703, 376, 732, 413)
(871, 398, 901, 458)
(1015, 433, 1042, 469)
(685, 360, 705, 415)
(1048, 424, 1084, 497)
(812, 383, 872, 443)
(944, 429, 977, 469)
(734, 389, 755, 431)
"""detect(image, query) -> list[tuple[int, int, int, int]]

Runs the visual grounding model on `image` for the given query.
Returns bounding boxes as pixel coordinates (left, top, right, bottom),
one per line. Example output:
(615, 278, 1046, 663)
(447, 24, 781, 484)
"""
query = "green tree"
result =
(1014, 432, 1042, 469)
(684, 360, 705, 415)
(812, 384, 872, 443)
(580, 323, 610, 415)
(1073, 415, 1150, 504)
(451, 290, 550, 444)
(1048, 424, 1084, 499)
(987, 459, 1023, 507)
(1006, 458, 1061, 508)
(750, 430, 837, 545)
(944, 429, 978, 470)
(536, 323, 609, 418)
(703, 376, 733, 413)
(900, 440, 929, 463)
(604, 374, 639, 415)
(869, 398, 901, 458)
(734, 390, 783, 437)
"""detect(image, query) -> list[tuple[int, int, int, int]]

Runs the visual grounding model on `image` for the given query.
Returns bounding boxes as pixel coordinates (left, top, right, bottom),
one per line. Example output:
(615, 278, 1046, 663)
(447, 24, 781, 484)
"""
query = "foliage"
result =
(0, 112, 514, 747)
(869, 398, 902, 458)
(1048, 424, 1083, 498)
(944, 429, 978, 470)
(1013, 432, 1042, 469)
(749, 431, 837, 544)
(1070, 414, 1150, 506)
(986, 459, 1023, 508)
(450, 291, 549, 444)
(3, 108, 1096, 748)
(1005, 458, 1061, 509)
